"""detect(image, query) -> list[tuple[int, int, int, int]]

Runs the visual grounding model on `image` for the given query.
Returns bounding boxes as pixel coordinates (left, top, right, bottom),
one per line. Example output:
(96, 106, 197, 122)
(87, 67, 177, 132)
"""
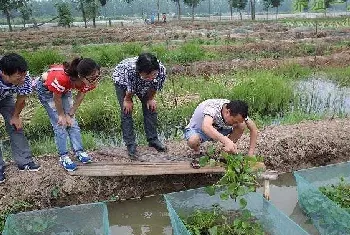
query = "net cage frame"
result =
(3, 202, 110, 235)
(164, 187, 308, 235)
(294, 161, 350, 235)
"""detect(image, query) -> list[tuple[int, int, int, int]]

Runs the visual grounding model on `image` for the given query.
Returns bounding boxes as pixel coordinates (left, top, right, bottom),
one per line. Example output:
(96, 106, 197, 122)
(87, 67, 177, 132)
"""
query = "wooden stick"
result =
(264, 179, 270, 200)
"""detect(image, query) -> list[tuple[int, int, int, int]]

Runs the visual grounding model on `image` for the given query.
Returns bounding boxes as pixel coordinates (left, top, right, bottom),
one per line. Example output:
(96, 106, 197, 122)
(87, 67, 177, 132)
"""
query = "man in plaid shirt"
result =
(112, 53, 167, 159)
(0, 53, 40, 183)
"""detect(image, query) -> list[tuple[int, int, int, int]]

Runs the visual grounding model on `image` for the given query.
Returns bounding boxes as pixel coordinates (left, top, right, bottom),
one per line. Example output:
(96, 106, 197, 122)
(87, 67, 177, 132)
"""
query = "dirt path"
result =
(1, 118, 350, 215)
(169, 50, 350, 76)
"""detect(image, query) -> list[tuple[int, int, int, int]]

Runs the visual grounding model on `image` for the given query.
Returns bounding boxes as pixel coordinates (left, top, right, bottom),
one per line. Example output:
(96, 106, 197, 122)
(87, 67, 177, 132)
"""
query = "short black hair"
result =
(0, 53, 28, 76)
(136, 53, 160, 74)
(226, 100, 248, 118)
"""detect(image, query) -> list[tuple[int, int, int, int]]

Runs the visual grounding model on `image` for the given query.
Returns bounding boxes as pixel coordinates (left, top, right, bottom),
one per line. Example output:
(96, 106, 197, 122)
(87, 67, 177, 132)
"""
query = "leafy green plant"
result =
(182, 152, 265, 234)
(184, 206, 265, 235)
(203, 153, 260, 202)
(319, 177, 350, 213)
(51, 186, 60, 199)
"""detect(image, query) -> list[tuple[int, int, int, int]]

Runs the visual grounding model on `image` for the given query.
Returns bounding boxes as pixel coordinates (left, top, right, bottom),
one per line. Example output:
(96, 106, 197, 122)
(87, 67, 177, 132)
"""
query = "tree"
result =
(184, 0, 203, 21)
(73, 0, 107, 28)
(56, 2, 74, 28)
(271, 0, 283, 19)
(85, 0, 100, 28)
(229, 0, 248, 20)
(208, 0, 211, 19)
(172, 0, 181, 20)
(250, 0, 256, 20)
(73, 0, 88, 28)
(19, 0, 32, 27)
(262, 0, 271, 19)
(0, 0, 26, 31)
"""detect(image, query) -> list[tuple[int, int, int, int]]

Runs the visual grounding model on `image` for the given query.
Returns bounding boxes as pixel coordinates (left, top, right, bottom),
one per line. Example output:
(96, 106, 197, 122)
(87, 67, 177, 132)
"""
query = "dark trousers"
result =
(0, 96, 33, 169)
(114, 84, 159, 147)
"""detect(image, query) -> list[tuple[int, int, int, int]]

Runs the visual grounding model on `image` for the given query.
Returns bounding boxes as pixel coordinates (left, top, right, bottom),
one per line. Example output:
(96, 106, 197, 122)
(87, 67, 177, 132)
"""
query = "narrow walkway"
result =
(68, 162, 225, 177)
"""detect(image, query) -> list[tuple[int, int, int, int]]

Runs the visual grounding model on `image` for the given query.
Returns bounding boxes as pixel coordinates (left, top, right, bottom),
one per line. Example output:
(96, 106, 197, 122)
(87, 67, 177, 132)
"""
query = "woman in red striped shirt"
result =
(36, 58, 100, 171)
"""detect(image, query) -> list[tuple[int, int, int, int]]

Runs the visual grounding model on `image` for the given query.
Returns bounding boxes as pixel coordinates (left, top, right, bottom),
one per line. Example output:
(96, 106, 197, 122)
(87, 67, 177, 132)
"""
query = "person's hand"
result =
(10, 116, 23, 130)
(65, 114, 74, 127)
(57, 115, 67, 126)
(222, 139, 238, 154)
(123, 99, 133, 114)
(147, 99, 157, 112)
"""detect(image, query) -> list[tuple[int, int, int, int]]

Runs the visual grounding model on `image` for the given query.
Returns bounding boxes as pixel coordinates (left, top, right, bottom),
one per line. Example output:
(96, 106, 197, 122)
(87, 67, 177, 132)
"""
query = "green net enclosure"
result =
(3, 202, 110, 235)
(294, 162, 350, 235)
(164, 188, 308, 235)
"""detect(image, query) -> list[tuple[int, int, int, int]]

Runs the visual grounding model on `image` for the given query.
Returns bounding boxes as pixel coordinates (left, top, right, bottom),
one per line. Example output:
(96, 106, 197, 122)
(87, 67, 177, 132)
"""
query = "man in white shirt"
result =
(184, 99, 258, 157)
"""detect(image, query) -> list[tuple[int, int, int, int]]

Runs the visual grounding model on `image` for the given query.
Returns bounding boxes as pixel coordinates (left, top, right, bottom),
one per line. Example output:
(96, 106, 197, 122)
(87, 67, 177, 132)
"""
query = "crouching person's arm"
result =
(246, 118, 258, 156)
(202, 115, 237, 153)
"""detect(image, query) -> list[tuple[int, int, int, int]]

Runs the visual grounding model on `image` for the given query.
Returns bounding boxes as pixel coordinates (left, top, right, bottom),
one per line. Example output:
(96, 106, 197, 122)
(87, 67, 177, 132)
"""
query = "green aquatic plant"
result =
(182, 152, 265, 235)
(319, 177, 350, 213)
(183, 206, 265, 235)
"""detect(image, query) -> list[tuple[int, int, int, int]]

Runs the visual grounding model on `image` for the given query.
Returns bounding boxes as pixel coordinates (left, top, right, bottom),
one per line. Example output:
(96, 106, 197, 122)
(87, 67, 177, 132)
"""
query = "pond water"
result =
(107, 173, 319, 235)
(295, 78, 350, 115)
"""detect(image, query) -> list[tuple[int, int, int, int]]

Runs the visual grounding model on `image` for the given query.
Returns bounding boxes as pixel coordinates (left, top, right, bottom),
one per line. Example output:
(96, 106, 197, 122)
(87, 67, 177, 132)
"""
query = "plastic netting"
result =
(164, 188, 308, 235)
(294, 161, 350, 235)
(3, 202, 110, 235)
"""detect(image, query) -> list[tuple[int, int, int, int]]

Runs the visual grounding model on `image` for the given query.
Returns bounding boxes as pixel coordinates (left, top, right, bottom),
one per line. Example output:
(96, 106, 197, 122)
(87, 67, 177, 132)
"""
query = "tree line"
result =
(0, 0, 348, 31)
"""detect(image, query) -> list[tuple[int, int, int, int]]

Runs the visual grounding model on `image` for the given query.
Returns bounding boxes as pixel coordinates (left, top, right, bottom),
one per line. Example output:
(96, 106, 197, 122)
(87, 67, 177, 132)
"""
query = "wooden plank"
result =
(69, 162, 225, 177)
(77, 161, 190, 166)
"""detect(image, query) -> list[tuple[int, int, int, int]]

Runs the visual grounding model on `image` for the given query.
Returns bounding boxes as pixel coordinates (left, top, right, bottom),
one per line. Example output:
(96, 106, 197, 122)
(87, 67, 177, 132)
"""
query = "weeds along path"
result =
(1, 118, 350, 221)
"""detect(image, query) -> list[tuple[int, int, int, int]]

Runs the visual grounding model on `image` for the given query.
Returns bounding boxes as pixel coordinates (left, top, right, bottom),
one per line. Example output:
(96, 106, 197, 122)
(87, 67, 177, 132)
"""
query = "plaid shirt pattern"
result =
(112, 57, 166, 97)
(0, 71, 32, 101)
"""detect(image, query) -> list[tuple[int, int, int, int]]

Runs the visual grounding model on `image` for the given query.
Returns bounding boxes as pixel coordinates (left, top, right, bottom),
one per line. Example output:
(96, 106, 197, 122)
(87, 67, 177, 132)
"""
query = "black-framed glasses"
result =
(85, 72, 101, 82)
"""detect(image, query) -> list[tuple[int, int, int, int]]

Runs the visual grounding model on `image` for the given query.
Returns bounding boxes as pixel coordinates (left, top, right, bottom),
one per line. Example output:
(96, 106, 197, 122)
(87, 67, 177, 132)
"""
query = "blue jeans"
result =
(184, 127, 233, 143)
(36, 79, 84, 156)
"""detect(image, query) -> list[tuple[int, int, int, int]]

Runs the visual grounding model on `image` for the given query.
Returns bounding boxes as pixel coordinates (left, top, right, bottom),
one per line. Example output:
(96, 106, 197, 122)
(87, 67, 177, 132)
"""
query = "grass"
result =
(0, 35, 349, 156)
(0, 62, 348, 157)
(76, 43, 143, 67)
(325, 67, 350, 86)
(21, 49, 66, 76)
(76, 41, 218, 67)
(0, 64, 340, 157)
(229, 70, 295, 116)
(29, 131, 98, 157)
(9, 38, 347, 77)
